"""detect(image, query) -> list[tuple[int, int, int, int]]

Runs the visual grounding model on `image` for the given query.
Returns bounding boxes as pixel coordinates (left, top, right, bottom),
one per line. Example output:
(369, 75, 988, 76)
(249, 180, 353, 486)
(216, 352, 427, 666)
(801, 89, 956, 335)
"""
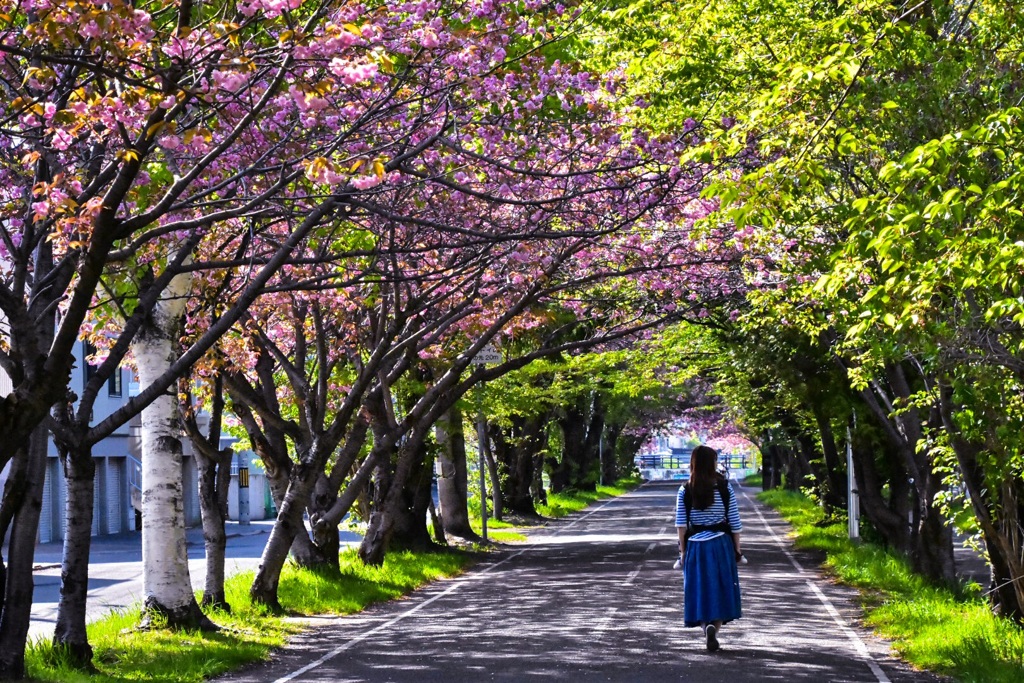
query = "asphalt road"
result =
(214, 481, 946, 683)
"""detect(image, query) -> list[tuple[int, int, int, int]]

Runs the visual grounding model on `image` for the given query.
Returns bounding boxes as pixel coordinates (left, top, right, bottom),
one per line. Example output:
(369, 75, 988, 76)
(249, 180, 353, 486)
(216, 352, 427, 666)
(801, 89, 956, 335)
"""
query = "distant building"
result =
(0, 342, 275, 544)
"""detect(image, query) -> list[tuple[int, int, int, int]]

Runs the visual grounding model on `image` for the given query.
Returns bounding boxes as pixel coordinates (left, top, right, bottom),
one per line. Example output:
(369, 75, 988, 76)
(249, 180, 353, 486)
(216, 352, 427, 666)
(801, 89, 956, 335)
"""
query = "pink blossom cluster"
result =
(238, 0, 305, 19)
(0, 0, 757, 431)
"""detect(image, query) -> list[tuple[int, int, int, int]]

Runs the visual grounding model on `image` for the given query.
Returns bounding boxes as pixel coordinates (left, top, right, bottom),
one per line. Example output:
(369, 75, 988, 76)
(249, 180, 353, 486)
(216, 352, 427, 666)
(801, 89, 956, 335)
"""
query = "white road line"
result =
(561, 498, 618, 529)
(739, 488, 891, 683)
(623, 567, 641, 585)
(659, 525, 668, 536)
(645, 542, 657, 554)
(806, 581, 891, 682)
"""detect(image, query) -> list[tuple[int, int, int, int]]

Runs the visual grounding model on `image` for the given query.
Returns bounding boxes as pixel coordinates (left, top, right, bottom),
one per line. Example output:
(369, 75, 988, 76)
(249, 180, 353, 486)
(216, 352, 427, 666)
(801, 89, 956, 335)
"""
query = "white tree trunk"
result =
(132, 267, 211, 627)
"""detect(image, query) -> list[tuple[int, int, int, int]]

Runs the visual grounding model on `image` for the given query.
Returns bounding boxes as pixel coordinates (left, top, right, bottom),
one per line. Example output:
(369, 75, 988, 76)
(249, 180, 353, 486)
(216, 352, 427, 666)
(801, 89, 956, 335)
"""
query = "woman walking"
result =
(676, 445, 743, 652)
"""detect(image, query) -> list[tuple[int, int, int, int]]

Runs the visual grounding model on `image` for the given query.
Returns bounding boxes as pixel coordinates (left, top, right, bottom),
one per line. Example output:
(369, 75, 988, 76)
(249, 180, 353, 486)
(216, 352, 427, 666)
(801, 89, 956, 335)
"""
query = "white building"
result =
(0, 342, 274, 544)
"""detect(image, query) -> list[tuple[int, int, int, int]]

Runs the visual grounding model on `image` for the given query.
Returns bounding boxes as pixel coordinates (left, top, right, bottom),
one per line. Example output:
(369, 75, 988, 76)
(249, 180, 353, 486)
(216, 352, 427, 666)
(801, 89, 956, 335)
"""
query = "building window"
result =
(84, 342, 99, 390)
(108, 369, 122, 397)
(84, 342, 122, 396)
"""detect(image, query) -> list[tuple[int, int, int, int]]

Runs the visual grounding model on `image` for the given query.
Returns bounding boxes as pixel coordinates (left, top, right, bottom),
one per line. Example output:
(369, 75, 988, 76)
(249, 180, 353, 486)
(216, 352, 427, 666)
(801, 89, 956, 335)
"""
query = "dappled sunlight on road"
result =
(213, 482, 940, 683)
(527, 532, 670, 545)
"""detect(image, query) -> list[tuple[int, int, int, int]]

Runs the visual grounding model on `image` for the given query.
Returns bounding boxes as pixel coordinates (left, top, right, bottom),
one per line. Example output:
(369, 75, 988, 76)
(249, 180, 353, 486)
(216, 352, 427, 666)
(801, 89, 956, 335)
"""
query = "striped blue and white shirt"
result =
(675, 481, 742, 542)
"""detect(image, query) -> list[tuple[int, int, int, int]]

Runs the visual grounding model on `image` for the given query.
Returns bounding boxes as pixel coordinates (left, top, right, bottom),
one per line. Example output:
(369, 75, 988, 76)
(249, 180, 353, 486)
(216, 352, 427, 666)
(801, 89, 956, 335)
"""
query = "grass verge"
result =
(26, 548, 474, 683)
(759, 489, 1024, 683)
(742, 472, 762, 487)
(464, 477, 643, 541)
(536, 477, 642, 519)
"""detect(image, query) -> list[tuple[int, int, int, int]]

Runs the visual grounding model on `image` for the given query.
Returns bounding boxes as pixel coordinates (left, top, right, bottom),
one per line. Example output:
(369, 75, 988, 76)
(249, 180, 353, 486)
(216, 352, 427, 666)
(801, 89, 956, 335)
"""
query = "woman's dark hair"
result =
(688, 444, 721, 510)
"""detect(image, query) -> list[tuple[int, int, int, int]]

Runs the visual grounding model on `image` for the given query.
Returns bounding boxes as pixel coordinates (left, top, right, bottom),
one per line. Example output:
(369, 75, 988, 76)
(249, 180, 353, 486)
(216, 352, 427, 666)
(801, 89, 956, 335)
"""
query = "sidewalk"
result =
(26, 519, 360, 641)
(29, 519, 274, 570)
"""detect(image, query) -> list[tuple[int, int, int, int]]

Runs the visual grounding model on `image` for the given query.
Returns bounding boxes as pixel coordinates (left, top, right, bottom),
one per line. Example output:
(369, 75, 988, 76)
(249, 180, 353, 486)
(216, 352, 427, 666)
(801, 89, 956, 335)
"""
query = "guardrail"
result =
(636, 453, 755, 470)
(635, 454, 690, 469)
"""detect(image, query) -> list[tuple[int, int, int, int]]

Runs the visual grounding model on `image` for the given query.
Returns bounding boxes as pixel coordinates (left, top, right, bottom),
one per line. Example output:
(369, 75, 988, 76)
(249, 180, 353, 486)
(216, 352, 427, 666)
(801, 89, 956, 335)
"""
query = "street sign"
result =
(470, 344, 502, 365)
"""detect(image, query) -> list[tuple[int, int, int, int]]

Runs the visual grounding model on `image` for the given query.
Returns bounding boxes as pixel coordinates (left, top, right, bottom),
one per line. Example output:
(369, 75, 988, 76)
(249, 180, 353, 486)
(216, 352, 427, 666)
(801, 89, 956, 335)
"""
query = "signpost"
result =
(470, 343, 501, 541)
(472, 344, 502, 365)
(846, 426, 860, 541)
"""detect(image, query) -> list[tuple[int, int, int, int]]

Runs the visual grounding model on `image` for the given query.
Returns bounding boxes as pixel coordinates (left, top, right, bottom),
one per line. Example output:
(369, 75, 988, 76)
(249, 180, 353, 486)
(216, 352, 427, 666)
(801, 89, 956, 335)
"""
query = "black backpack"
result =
(682, 477, 733, 559)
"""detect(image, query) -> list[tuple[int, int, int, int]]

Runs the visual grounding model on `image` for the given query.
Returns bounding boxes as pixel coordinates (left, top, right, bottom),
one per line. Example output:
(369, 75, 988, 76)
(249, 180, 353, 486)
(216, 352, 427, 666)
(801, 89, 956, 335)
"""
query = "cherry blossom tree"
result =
(2, 0, 627, 671)
(0, 0, 752, 672)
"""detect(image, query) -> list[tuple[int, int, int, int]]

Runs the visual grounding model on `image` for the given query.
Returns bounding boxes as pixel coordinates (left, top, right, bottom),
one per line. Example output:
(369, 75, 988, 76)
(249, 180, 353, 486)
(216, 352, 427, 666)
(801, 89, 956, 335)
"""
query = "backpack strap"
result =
(683, 484, 691, 526)
(717, 477, 730, 515)
(686, 478, 733, 536)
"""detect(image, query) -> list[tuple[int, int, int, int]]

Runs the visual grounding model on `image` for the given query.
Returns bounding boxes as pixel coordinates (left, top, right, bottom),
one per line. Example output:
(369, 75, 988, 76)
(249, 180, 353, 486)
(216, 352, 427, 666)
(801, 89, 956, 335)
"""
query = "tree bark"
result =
(358, 452, 394, 566)
(360, 436, 428, 565)
(249, 461, 318, 609)
(859, 364, 954, 585)
(0, 425, 50, 680)
(51, 437, 97, 668)
(133, 264, 215, 631)
(358, 392, 453, 565)
(850, 432, 912, 553)
(793, 431, 818, 491)
(298, 473, 341, 573)
(481, 418, 503, 522)
(388, 437, 437, 552)
(494, 414, 546, 516)
(195, 447, 232, 609)
(761, 442, 783, 490)
(181, 376, 234, 611)
(939, 387, 1024, 620)
(436, 405, 479, 539)
(811, 407, 847, 512)
(578, 393, 605, 491)
(304, 418, 374, 571)
(552, 403, 587, 493)
(602, 423, 623, 485)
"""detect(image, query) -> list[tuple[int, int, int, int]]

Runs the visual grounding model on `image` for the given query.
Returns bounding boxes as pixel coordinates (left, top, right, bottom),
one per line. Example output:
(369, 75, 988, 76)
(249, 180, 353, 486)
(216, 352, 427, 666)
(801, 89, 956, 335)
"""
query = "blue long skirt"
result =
(683, 534, 742, 627)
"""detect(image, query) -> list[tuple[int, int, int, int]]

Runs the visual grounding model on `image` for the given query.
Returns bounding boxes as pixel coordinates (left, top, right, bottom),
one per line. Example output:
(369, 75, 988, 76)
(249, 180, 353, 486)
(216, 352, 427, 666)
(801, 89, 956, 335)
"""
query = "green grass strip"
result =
(758, 489, 1024, 682)
(536, 477, 642, 518)
(27, 548, 474, 683)
(464, 477, 643, 540)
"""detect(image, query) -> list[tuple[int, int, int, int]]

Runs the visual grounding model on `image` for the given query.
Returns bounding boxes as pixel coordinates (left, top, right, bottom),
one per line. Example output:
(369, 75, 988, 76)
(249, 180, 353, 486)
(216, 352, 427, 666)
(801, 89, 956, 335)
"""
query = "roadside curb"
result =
(32, 563, 61, 572)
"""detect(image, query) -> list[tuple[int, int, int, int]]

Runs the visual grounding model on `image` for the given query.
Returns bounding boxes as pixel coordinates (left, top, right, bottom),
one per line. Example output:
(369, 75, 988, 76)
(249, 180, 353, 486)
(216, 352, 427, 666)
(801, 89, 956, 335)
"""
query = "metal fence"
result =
(636, 453, 690, 469)
(636, 452, 755, 471)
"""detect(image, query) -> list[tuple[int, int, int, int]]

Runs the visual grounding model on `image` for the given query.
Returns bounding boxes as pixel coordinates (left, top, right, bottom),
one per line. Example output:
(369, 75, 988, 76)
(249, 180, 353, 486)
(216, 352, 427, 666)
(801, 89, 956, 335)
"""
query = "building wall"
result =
(227, 464, 273, 522)
(1, 342, 252, 543)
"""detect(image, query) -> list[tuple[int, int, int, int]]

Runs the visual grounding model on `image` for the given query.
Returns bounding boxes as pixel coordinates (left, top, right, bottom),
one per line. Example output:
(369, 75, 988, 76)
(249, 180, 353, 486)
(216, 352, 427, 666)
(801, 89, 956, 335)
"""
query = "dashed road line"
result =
(623, 567, 642, 585)
(271, 546, 529, 683)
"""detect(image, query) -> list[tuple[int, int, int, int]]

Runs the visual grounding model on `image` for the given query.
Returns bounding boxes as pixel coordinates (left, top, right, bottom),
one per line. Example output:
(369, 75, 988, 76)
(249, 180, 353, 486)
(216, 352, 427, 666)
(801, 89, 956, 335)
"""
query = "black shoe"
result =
(706, 624, 720, 652)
